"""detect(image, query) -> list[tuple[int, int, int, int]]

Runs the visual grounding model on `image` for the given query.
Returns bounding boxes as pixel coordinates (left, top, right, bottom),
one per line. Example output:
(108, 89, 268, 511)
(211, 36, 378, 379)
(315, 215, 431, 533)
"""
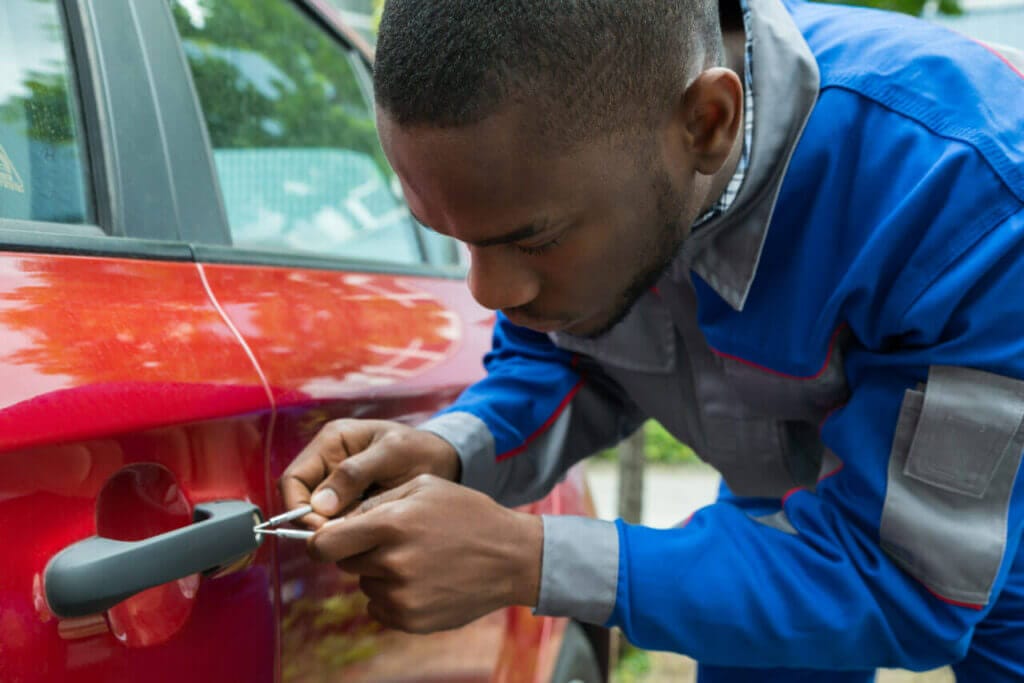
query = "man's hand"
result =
(309, 474, 543, 633)
(280, 419, 460, 528)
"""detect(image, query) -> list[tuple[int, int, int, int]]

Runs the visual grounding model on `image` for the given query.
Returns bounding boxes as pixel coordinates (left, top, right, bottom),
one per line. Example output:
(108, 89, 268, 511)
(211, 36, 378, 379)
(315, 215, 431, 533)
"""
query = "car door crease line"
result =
(194, 261, 276, 412)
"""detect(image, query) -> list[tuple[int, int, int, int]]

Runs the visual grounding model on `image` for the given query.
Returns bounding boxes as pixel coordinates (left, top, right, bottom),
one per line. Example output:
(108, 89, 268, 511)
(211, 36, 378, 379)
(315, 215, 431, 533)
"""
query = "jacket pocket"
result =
(880, 366, 1024, 606)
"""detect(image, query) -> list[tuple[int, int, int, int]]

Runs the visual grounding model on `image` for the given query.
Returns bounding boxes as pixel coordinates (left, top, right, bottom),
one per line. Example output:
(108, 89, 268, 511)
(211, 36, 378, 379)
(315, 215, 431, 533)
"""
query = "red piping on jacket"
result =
(781, 486, 803, 505)
(817, 462, 845, 482)
(709, 325, 847, 381)
(923, 583, 984, 611)
(781, 460, 845, 505)
(974, 39, 1024, 80)
(496, 379, 586, 462)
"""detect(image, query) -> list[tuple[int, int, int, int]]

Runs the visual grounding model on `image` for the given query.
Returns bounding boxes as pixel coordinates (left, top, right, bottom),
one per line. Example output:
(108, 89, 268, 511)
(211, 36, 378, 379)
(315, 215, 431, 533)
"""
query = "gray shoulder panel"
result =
(880, 366, 1024, 605)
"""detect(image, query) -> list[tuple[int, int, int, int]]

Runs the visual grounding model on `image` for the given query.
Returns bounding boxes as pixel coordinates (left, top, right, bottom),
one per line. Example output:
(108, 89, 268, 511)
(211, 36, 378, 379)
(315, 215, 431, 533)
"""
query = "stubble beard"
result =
(579, 174, 690, 340)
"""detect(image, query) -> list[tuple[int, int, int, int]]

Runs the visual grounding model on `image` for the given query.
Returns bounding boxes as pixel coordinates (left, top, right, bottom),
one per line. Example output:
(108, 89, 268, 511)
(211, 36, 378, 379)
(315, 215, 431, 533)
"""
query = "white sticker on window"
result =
(0, 144, 25, 194)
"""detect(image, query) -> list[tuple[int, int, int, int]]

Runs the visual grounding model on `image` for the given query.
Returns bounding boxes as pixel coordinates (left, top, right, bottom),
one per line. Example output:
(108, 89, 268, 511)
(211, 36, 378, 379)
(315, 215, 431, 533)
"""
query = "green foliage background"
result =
(171, 0, 389, 172)
(599, 421, 700, 466)
(820, 0, 961, 16)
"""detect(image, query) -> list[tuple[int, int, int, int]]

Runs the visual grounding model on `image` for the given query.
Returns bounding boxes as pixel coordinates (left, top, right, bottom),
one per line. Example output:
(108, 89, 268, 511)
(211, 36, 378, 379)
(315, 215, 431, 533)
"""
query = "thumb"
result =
(311, 438, 410, 517)
(308, 478, 422, 562)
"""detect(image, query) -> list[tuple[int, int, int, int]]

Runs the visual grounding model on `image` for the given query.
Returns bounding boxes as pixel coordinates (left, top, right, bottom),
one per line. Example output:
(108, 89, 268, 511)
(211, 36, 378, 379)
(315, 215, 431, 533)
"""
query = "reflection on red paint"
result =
(0, 257, 255, 387)
(0, 255, 270, 454)
(200, 265, 464, 402)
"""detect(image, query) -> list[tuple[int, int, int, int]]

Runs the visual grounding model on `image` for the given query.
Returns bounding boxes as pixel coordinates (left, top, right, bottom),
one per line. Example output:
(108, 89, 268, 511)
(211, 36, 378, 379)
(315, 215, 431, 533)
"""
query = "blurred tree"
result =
(170, 0, 389, 171)
(818, 0, 962, 16)
(617, 427, 646, 524)
(362, 0, 962, 35)
(0, 72, 75, 146)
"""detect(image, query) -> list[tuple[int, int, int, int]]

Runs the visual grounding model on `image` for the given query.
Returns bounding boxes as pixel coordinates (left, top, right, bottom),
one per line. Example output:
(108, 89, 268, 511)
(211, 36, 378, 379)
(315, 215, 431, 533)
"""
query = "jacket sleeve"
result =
(417, 311, 645, 507)
(536, 207, 1024, 670)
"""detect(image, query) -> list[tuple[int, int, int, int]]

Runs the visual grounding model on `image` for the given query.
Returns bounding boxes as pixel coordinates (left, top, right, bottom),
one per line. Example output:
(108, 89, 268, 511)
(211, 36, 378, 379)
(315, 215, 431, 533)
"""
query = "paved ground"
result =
(582, 460, 955, 683)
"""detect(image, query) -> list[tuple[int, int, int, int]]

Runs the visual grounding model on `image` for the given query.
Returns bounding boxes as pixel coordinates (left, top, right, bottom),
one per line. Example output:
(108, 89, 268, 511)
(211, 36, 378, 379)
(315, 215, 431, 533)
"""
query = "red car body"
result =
(0, 1, 604, 681)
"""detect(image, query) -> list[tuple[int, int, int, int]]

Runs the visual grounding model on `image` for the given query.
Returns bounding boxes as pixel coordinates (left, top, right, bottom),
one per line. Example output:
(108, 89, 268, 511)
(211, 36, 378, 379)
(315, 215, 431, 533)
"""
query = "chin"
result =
(504, 312, 570, 334)
(563, 310, 623, 339)
(568, 293, 645, 339)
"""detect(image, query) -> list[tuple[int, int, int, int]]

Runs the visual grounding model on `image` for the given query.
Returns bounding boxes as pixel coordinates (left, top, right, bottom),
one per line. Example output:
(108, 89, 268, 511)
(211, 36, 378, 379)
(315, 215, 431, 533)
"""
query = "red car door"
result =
(169, 1, 599, 681)
(0, 1, 279, 680)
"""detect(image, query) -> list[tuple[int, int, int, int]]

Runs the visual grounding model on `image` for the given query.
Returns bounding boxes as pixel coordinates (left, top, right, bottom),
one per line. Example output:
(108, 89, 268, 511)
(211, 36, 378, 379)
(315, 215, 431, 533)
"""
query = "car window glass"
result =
(172, 0, 423, 265)
(0, 0, 93, 225)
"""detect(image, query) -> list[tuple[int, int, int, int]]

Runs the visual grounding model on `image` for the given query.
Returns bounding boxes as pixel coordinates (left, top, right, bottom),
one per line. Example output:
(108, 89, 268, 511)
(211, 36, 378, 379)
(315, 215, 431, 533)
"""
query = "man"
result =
(281, 0, 1024, 679)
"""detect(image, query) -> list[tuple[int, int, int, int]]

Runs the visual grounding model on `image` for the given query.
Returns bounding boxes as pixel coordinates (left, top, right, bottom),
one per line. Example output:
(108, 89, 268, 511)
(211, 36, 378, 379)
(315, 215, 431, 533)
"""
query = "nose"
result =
(466, 247, 539, 312)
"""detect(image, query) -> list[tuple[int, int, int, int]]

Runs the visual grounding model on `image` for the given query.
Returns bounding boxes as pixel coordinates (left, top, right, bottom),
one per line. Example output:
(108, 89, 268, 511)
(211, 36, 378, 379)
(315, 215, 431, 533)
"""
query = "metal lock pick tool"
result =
(254, 505, 315, 540)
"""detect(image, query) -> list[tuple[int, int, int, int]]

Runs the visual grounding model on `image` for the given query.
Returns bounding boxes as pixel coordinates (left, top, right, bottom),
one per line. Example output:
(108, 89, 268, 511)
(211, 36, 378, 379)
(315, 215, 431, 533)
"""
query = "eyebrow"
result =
(410, 211, 549, 248)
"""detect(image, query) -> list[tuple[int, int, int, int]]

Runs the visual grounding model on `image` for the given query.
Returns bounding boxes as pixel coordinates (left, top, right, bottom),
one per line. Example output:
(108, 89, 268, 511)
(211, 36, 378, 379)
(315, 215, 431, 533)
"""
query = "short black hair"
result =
(373, 0, 723, 143)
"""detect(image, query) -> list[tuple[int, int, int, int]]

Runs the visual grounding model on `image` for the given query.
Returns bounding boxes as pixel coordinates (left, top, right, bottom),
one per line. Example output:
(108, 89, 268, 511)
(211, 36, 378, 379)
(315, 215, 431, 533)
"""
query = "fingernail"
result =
(311, 488, 339, 515)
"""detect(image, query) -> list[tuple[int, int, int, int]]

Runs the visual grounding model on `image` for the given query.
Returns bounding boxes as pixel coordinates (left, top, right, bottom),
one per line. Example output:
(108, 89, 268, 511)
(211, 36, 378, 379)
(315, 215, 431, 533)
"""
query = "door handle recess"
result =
(44, 500, 264, 618)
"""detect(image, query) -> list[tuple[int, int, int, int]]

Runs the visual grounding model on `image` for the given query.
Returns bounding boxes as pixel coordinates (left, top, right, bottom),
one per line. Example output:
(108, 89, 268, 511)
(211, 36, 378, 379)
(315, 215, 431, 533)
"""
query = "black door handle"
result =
(44, 500, 264, 618)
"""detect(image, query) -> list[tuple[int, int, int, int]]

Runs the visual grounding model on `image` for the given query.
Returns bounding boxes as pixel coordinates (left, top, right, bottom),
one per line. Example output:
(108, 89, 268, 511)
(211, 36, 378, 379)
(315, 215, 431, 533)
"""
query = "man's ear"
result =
(678, 67, 744, 176)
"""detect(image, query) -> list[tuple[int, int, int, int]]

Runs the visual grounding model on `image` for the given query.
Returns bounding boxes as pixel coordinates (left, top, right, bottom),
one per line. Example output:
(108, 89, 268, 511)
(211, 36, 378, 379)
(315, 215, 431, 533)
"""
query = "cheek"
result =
(541, 230, 634, 302)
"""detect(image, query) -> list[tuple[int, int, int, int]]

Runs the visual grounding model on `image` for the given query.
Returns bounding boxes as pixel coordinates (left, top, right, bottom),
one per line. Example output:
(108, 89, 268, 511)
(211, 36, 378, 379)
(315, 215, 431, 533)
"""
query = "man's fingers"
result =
(349, 477, 421, 517)
(279, 475, 317, 518)
(311, 438, 413, 516)
(309, 503, 403, 563)
(300, 511, 330, 530)
(309, 478, 428, 563)
(336, 548, 396, 577)
(279, 424, 344, 513)
(280, 420, 380, 516)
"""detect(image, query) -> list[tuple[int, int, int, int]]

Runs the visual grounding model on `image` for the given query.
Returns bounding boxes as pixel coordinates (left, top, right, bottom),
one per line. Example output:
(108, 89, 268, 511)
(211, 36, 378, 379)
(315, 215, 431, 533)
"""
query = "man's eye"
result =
(515, 238, 562, 256)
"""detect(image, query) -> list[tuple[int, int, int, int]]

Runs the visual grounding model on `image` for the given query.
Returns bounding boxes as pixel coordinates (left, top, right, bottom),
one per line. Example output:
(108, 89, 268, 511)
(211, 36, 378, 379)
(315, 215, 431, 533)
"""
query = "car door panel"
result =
(0, 252, 277, 683)
(200, 261, 592, 683)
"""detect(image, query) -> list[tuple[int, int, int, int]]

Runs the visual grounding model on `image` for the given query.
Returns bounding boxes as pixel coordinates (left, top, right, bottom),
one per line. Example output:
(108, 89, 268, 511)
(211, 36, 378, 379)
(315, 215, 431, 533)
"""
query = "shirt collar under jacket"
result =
(674, 0, 821, 312)
(692, 0, 755, 227)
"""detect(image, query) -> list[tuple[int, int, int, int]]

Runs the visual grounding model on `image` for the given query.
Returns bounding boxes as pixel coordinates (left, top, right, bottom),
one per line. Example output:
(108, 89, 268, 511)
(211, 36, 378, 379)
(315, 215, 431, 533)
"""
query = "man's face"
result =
(379, 104, 705, 338)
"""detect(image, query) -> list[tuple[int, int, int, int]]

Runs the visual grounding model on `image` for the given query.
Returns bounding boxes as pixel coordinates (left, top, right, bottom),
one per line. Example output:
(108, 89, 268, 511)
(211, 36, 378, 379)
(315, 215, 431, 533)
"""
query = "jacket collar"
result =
(674, 0, 820, 311)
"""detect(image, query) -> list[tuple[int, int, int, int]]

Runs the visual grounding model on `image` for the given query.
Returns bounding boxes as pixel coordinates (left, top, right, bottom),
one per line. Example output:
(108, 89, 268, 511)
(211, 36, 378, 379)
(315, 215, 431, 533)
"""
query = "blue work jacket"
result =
(420, 0, 1024, 670)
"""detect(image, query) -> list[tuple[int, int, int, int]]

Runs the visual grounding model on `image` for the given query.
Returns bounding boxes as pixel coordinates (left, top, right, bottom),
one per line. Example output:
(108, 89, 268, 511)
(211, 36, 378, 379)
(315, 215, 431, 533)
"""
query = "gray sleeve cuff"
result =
(417, 411, 498, 495)
(535, 515, 619, 625)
